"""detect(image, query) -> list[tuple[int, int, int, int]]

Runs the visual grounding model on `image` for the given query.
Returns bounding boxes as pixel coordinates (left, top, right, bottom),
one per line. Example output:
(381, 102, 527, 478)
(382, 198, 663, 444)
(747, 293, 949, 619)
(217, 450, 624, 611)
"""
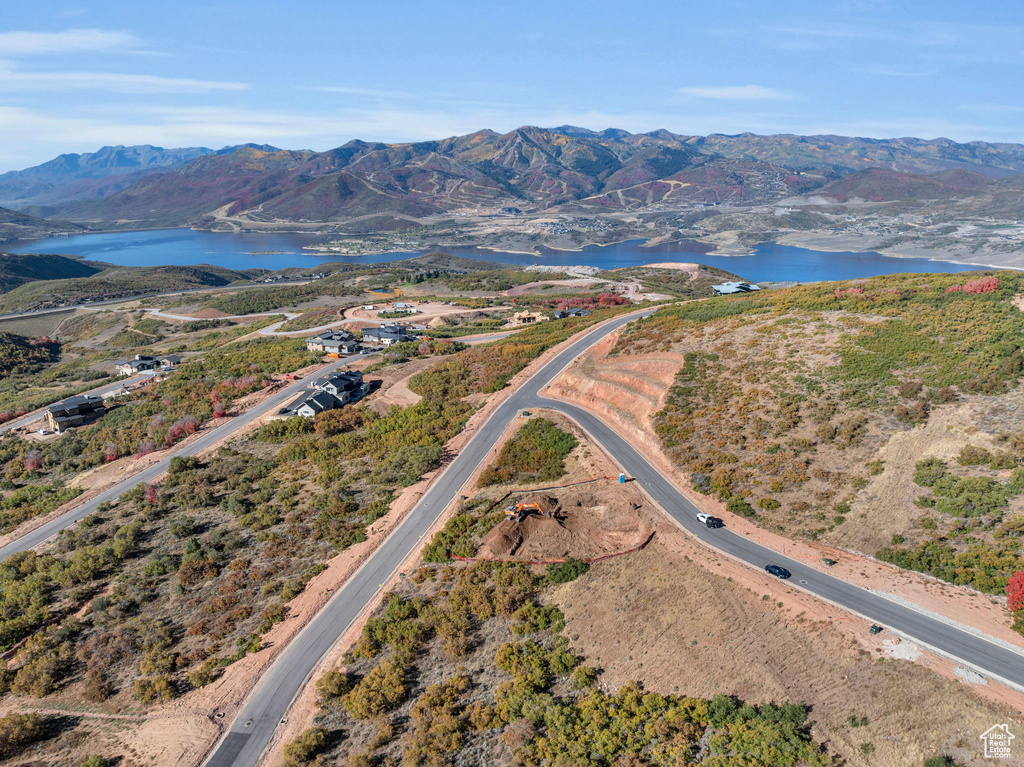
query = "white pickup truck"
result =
(696, 513, 724, 529)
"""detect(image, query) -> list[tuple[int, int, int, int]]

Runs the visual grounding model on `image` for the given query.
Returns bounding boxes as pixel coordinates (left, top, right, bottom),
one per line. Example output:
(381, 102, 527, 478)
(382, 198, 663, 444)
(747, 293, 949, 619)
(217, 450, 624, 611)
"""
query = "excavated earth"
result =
(477, 484, 653, 562)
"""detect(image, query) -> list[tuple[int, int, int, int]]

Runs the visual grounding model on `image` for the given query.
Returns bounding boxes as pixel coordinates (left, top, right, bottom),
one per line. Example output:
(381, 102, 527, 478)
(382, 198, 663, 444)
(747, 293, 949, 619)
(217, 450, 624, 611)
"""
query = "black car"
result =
(765, 564, 791, 579)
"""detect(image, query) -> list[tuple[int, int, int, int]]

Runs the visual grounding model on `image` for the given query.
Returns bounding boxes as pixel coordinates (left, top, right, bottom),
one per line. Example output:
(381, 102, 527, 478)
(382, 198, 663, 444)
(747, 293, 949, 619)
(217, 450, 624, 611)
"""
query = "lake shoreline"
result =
(9, 228, 995, 282)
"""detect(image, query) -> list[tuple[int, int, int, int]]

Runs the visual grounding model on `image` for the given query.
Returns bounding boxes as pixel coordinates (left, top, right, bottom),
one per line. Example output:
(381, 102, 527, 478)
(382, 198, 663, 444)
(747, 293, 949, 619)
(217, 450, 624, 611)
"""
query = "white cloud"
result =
(309, 85, 416, 99)
(0, 62, 248, 93)
(0, 28, 143, 55)
(678, 85, 793, 101)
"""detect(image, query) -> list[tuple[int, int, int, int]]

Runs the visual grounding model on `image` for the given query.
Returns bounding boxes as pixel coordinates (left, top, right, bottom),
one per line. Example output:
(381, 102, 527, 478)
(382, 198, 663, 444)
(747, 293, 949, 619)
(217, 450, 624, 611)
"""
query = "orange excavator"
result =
(504, 501, 553, 523)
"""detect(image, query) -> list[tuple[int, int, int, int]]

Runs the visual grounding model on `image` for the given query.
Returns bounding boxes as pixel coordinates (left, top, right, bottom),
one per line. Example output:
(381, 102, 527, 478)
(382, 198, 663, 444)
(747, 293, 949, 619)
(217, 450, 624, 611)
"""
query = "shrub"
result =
(78, 757, 112, 767)
(133, 675, 176, 704)
(478, 418, 578, 487)
(570, 665, 598, 689)
(316, 669, 353, 703)
(757, 497, 781, 510)
(283, 727, 329, 766)
(545, 557, 590, 584)
(0, 712, 46, 758)
(344, 659, 408, 719)
(1007, 571, 1024, 613)
(958, 445, 992, 467)
(726, 498, 757, 517)
(511, 601, 565, 635)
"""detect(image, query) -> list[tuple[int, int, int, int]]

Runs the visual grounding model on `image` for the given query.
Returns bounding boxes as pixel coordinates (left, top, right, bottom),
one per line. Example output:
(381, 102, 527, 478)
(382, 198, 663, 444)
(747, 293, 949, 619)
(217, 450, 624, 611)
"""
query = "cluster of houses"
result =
(712, 281, 761, 296)
(282, 369, 373, 418)
(305, 323, 418, 356)
(305, 330, 362, 356)
(46, 393, 106, 433)
(114, 354, 181, 376)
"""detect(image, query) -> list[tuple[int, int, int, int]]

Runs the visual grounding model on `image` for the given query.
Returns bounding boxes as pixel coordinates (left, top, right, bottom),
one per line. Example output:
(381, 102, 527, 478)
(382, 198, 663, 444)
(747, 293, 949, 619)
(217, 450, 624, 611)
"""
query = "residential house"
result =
(113, 354, 181, 376)
(712, 281, 760, 295)
(305, 330, 358, 354)
(114, 354, 157, 376)
(508, 310, 548, 327)
(312, 370, 371, 403)
(361, 323, 415, 347)
(46, 394, 105, 433)
(284, 389, 342, 418)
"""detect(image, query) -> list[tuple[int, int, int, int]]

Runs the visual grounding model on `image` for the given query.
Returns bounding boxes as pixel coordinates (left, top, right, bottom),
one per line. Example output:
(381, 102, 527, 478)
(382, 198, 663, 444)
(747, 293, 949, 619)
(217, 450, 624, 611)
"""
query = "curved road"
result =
(204, 310, 1024, 767)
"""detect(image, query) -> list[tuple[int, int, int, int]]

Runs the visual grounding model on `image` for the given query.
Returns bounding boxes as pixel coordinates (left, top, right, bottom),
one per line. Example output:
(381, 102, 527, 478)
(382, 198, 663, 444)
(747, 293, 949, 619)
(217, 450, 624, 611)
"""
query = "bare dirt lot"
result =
(550, 537, 1022, 767)
(477, 483, 653, 562)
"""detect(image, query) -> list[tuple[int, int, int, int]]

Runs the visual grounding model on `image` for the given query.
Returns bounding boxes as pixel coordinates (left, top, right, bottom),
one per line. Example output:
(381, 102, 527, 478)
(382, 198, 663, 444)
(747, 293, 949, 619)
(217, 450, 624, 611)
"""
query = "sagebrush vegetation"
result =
(617, 270, 1024, 597)
(287, 558, 835, 766)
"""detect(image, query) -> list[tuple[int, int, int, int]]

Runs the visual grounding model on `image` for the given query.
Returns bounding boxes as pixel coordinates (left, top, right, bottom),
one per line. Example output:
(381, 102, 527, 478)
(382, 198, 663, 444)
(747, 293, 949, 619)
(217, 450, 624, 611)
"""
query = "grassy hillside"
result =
(615, 270, 1024, 598)
(0, 264, 253, 313)
(0, 206, 85, 244)
(607, 263, 744, 298)
(0, 253, 103, 293)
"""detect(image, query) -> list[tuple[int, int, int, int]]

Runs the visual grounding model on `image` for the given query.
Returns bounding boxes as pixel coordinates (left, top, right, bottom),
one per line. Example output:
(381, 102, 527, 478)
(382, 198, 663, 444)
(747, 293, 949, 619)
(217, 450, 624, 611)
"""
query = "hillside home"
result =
(508, 310, 548, 327)
(712, 281, 761, 295)
(114, 354, 180, 376)
(284, 389, 341, 418)
(312, 370, 371, 402)
(305, 329, 358, 354)
(46, 393, 105, 433)
(361, 323, 415, 347)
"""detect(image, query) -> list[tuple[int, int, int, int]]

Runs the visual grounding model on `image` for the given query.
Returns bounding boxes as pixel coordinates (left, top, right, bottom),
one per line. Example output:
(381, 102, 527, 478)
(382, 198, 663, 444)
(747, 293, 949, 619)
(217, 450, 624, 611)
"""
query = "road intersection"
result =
(1, 308, 1020, 767)
(203, 310, 1024, 767)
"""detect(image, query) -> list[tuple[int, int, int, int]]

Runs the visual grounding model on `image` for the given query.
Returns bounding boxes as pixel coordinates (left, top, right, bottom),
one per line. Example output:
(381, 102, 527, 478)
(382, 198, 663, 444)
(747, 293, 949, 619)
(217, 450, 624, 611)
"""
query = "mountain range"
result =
(7, 128, 1024, 232)
(0, 143, 277, 210)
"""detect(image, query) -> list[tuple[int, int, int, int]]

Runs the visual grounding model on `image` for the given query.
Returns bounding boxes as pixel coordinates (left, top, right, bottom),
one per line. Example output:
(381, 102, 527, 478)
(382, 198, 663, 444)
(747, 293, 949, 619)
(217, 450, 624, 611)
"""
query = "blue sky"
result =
(1, 0, 1022, 171)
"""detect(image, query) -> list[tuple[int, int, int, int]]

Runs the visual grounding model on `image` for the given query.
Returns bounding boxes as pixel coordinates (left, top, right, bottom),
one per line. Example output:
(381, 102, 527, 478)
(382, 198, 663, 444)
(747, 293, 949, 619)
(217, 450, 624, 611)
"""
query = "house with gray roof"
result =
(114, 354, 181, 377)
(283, 389, 342, 418)
(361, 323, 415, 347)
(305, 329, 358, 353)
(312, 370, 371, 402)
(46, 393, 105, 433)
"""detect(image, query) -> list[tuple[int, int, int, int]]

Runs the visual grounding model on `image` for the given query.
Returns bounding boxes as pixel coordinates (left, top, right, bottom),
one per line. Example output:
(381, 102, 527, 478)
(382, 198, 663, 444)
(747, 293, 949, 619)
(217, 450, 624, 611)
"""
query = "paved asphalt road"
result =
(0, 354, 364, 561)
(205, 307, 1024, 767)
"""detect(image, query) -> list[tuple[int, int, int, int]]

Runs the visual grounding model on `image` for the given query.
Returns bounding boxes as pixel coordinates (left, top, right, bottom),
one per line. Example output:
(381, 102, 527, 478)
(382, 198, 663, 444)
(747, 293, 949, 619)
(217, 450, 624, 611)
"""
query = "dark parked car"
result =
(765, 564, 791, 579)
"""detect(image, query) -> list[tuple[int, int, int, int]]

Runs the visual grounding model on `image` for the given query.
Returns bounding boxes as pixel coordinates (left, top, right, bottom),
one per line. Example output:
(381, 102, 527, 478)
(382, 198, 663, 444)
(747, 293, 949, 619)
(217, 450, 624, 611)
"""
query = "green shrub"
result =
(344, 659, 408, 719)
(727, 498, 757, 517)
(545, 557, 590, 584)
(283, 727, 329, 766)
(0, 712, 46, 758)
(958, 445, 992, 466)
(478, 418, 578, 487)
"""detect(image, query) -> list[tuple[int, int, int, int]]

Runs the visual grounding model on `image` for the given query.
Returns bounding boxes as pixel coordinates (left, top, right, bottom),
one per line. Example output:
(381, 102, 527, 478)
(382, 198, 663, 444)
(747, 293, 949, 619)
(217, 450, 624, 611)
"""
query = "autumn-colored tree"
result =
(23, 450, 41, 473)
(1006, 571, 1024, 613)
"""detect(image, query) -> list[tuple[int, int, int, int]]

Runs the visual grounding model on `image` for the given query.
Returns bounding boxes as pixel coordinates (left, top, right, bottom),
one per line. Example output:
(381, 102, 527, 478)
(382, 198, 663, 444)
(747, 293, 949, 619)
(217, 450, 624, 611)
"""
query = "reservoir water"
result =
(11, 229, 991, 282)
